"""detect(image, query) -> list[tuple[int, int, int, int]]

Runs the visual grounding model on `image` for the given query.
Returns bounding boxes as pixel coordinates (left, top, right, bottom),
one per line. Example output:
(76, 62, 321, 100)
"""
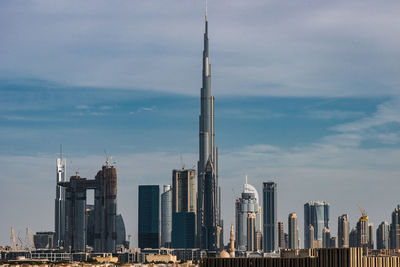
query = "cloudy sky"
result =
(1, 0, 400, 247)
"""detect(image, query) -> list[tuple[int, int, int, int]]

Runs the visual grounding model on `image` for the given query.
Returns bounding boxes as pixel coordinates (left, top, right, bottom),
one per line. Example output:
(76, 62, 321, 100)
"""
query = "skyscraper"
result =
(247, 213, 256, 252)
(54, 145, 66, 248)
(172, 169, 197, 248)
(377, 221, 390, 249)
(304, 201, 330, 249)
(235, 179, 260, 251)
(322, 227, 331, 248)
(288, 213, 298, 249)
(368, 223, 374, 249)
(172, 169, 196, 213)
(197, 9, 222, 251)
(161, 185, 172, 248)
(338, 214, 350, 248)
(356, 214, 369, 253)
(277, 222, 285, 249)
(263, 182, 277, 252)
(94, 163, 118, 253)
(390, 205, 400, 249)
(138, 185, 159, 249)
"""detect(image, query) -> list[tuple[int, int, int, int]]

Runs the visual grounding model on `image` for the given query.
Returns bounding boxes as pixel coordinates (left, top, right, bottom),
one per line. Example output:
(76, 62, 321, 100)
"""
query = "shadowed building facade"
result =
(263, 182, 277, 252)
(304, 201, 330, 249)
(138, 185, 159, 249)
(172, 169, 197, 248)
(338, 214, 350, 248)
(288, 213, 299, 249)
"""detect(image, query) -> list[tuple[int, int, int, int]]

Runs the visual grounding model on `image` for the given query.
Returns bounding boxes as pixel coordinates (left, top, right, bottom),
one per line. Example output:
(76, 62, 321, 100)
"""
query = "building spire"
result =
(205, 0, 208, 21)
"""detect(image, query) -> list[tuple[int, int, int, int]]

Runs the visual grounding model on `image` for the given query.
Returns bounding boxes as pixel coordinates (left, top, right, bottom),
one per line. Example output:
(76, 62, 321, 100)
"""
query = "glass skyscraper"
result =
(304, 201, 330, 248)
(263, 182, 277, 252)
(138, 185, 159, 249)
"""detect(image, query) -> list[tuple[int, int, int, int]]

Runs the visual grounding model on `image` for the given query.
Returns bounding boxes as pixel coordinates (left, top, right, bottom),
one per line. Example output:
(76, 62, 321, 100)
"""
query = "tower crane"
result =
(358, 205, 368, 221)
(10, 227, 17, 251)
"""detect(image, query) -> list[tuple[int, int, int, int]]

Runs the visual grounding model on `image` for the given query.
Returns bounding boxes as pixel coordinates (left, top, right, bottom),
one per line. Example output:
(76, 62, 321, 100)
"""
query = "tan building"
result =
(146, 253, 177, 264)
(172, 169, 196, 213)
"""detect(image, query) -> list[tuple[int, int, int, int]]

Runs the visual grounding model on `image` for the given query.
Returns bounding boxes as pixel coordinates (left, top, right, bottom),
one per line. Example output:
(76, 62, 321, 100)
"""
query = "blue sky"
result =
(1, 0, 400, 247)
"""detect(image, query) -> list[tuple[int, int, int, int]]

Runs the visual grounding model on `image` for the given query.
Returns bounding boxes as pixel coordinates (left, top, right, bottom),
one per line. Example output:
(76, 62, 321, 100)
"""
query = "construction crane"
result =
(358, 205, 368, 221)
(10, 227, 17, 251)
(25, 227, 35, 250)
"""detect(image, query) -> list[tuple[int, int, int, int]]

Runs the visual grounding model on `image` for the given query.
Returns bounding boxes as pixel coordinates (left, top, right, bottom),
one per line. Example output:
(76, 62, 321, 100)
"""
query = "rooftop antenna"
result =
(180, 154, 185, 170)
(104, 150, 109, 167)
(205, 0, 208, 19)
(245, 175, 248, 185)
(60, 144, 63, 159)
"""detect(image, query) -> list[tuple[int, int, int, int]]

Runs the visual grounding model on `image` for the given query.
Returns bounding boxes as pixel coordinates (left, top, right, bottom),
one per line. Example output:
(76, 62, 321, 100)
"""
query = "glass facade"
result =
(138, 185, 159, 249)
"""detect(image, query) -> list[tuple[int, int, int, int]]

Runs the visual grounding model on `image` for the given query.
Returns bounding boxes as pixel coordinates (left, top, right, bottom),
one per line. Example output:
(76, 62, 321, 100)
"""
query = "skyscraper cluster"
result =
(54, 152, 126, 253)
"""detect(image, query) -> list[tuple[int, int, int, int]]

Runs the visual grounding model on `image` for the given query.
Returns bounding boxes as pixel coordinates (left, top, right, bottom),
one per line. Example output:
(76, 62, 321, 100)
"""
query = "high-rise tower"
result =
(55, 145, 66, 248)
(263, 182, 277, 252)
(197, 8, 222, 251)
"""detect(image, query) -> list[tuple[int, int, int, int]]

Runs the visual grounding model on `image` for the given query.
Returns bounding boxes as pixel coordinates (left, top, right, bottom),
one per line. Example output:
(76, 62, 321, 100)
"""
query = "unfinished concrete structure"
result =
(59, 162, 118, 253)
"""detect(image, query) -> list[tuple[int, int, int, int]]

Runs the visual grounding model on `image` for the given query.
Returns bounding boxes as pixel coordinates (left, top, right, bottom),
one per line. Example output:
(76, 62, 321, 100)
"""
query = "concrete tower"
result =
(94, 163, 118, 253)
(229, 224, 235, 257)
(338, 214, 350, 248)
(288, 213, 299, 249)
(197, 8, 222, 251)
(55, 145, 66, 248)
(377, 221, 390, 249)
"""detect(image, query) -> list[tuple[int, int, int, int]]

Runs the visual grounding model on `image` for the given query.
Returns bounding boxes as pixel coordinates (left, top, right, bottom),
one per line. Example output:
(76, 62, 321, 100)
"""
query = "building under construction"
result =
(58, 161, 118, 253)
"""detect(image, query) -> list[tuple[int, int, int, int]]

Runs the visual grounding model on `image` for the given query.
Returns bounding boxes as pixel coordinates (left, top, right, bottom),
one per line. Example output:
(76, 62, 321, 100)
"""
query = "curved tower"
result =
(197, 9, 222, 251)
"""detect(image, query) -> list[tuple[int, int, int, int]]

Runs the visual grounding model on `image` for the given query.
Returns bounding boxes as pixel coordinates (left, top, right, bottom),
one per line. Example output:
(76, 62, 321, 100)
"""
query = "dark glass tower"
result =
(263, 182, 277, 252)
(138, 185, 160, 248)
(197, 10, 222, 251)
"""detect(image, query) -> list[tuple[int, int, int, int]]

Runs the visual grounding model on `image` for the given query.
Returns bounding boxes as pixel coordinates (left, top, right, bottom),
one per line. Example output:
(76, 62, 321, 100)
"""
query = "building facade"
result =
(338, 214, 350, 248)
(391, 205, 400, 249)
(235, 180, 261, 251)
(288, 212, 299, 249)
(304, 201, 330, 249)
(263, 182, 277, 252)
(377, 221, 390, 250)
(54, 146, 66, 248)
(196, 11, 223, 252)
(138, 185, 159, 249)
(161, 185, 172, 248)
(277, 222, 285, 249)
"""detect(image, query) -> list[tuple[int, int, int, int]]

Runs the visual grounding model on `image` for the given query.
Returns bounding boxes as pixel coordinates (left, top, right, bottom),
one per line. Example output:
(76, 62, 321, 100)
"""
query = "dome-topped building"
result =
(235, 176, 262, 252)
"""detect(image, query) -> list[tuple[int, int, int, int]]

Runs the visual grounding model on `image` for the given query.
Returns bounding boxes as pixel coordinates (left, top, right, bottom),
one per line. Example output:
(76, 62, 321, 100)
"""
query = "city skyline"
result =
(1, 0, 400, 250)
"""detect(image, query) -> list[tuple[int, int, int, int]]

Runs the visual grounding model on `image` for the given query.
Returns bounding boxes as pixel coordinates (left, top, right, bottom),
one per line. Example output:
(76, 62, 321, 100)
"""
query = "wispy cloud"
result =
(306, 110, 365, 120)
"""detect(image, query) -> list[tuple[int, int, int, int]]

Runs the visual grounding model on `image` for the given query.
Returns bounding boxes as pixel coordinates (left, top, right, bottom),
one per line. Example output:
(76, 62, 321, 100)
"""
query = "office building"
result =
(235, 178, 261, 251)
(277, 222, 285, 249)
(33, 232, 55, 249)
(288, 212, 298, 249)
(138, 185, 159, 249)
(94, 163, 118, 253)
(172, 169, 196, 213)
(161, 185, 172, 248)
(368, 223, 374, 249)
(197, 10, 223, 251)
(391, 205, 400, 249)
(59, 160, 118, 253)
(377, 221, 390, 249)
(263, 182, 277, 252)
(304, 201, 330, 249)
(356, 214, 369, 253)
(172, 212, 196, 248)
(338, 214, 350, 248)
(322, 227, 331, 248)
(247, 213, 256, 251)
(54, 145, 66, 248)
(172, 169, 196, 248)
(330, 236, 337, 248)
(349, 228, 358, 247)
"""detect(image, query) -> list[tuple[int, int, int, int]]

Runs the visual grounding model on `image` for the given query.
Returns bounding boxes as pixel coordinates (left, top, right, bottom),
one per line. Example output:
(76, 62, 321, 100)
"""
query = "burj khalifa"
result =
(197, 10, 223, 251)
